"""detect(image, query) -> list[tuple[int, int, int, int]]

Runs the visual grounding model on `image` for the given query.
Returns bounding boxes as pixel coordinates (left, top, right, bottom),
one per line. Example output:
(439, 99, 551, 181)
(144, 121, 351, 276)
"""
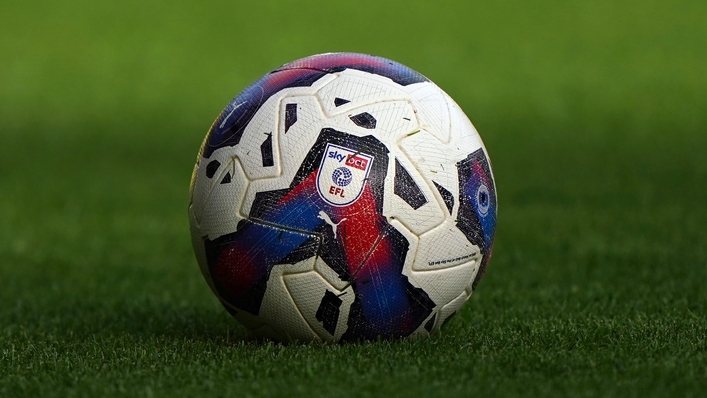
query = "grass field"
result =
(1, 0, 706, 396)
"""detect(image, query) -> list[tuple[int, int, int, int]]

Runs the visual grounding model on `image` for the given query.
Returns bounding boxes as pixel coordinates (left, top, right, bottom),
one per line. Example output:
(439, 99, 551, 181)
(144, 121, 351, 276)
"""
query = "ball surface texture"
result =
(188, 53, 497, 342)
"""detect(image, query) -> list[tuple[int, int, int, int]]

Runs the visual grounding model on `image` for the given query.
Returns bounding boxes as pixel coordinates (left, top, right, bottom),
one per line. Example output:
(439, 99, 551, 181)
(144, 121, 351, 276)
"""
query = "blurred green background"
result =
(1, 0, 706, 396)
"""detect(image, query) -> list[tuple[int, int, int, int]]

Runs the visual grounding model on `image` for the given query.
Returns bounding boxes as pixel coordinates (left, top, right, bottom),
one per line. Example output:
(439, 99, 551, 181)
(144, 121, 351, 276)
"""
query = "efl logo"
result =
(316, 143, 374, 207)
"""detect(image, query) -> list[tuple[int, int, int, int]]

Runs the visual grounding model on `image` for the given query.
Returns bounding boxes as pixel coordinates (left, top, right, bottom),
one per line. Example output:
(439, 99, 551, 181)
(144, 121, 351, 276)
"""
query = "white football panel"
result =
(189, 146, 243, 227)
(465, 253, 486, 296)
(207, 73, 335, 183)
(257, 262, 320, 341)
(413, 221, 482, 271)
(231, 95, 281, 181)
(407, 258, 478, 311)
(194, 156, 249, 240)
(282, 272, 355, 342)
(404, 82, 451, 144)
(316, 69, 410, 117)
(278, 73, 338, 96)
(382, 152, 446, 236)
(240, 95, 325, 217)
(398, 129, 467, 216)
(445, 92, 497, 202)
(277, 95, 326, 168)
(324, 100, 418, 143)
(445, 92, 485, 156)
(435, 290, 470, 333)
(314, 257, 350, 291)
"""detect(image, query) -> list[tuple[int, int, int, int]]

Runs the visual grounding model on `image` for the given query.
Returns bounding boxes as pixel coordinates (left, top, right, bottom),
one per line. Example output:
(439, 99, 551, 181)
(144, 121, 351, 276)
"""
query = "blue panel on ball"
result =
(279, 53, 429, 87)
(456, 149, 497, 289)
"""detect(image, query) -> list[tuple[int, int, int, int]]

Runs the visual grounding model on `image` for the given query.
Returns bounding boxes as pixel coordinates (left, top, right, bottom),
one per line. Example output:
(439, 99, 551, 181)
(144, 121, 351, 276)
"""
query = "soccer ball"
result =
(188, 53, 497, 342)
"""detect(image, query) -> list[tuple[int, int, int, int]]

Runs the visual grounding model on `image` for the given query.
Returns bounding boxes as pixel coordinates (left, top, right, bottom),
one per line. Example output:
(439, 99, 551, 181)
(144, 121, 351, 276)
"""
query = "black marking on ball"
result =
(316, 290, 343, 335)
(260, 134, 274, 167)
(277, 235, 320, 265)
(206, 160, 221, 179)
(479, 190, 488, 206)
(394, 158, 427, 209)
(433, 181, 455, 215)
(334, 97, 350, 107)
(220, 171, 232, 184)
(284, 103, 297, 133)
(349, 112, 377, 129)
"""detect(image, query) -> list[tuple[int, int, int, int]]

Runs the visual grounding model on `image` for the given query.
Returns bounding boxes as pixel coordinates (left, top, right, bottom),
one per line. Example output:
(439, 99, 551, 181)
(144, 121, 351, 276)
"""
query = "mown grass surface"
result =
(1, 0, 706, 396)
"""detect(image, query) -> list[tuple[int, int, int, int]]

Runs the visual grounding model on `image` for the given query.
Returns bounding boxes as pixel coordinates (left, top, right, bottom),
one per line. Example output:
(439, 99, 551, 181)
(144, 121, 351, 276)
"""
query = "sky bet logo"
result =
(328, 149, 369, 171)
(317, 143, 374, 207)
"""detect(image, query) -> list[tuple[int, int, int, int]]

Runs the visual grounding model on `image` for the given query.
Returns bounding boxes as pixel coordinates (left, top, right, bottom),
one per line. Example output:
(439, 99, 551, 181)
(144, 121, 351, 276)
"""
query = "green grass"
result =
(1, 0, 706, 396)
